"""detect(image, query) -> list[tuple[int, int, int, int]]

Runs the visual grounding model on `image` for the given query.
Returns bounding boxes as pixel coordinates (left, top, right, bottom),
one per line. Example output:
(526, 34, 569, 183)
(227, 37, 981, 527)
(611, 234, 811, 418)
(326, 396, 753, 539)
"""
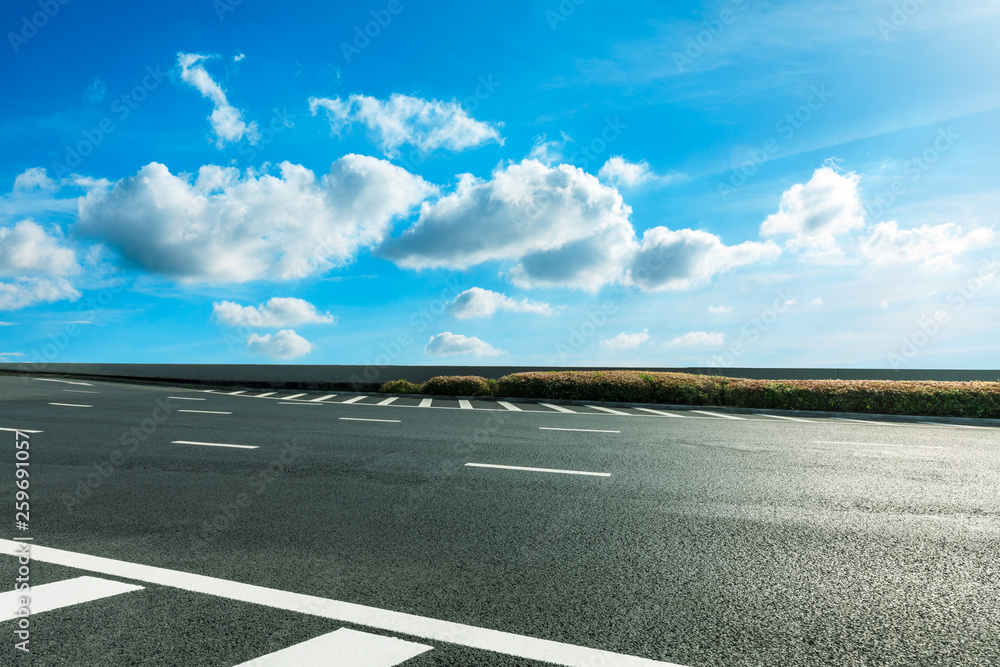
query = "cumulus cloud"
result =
(527, 133, 571, 165)
(0, 278, 80, 311)
(600, 329, 649, 350)
(858, 221, 993, 268)
(666, 331, 725, 347)
(309, 93, 503, 157)
(178, 52, 258, 148)
(708, 304, 733, 314)
(0, 220, 80, 310)
(760, 166, 865, 254)
(77, 157, 435, 283)
(213, 297, 335, 327)
(246, 329, 314, 359)
(13, 168, 58, 192)
(424, 331, 505, 357)
(447, 287, 552, 319)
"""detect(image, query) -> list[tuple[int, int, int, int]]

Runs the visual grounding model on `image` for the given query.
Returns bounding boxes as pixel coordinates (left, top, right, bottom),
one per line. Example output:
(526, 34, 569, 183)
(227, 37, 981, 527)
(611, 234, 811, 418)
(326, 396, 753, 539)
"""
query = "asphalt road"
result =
(1, 374, 999, 666)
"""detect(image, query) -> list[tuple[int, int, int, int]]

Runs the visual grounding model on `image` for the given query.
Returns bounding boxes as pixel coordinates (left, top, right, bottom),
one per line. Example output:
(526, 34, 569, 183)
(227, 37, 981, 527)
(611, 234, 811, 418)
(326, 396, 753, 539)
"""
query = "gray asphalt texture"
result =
(2, 374, 999, 666)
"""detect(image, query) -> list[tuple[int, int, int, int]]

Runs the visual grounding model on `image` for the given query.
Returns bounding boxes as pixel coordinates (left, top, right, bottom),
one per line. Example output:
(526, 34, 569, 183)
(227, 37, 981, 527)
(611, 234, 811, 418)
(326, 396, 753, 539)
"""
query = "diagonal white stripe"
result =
(232, 628, 432, 667)
(0, 576, 142, 621)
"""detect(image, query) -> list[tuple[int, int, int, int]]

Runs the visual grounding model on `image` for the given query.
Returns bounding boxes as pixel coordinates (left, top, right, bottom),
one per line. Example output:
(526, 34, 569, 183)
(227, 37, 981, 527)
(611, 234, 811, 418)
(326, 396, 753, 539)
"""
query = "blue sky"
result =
(2, 0, 1000, 369)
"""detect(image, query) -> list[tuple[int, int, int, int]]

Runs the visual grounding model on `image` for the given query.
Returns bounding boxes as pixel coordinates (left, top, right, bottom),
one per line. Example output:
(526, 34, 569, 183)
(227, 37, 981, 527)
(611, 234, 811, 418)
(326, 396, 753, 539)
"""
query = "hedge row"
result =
(379, 370, 1000, 418)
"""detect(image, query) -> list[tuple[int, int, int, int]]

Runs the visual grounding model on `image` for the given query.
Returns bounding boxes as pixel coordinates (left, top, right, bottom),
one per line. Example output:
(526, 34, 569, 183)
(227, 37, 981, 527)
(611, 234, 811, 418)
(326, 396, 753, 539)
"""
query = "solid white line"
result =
(419, 398, 433, 408)
(63, 389, 99, 393)
(311, 394, 338, 402)
(48, 402, 91, 408)
(0, 427, 43, 433)
(377, 397, 398, 406)
(233, 628, 432, 667)
(341, 395, 367, 404)
(811, 440, 945, 450)
(539, 427, 620, 434)
(283, 393, 307, 400)
(167, 396, 206, 401)
(171, 440, 257, 449)
(0, 540, 682, 667)
(254, 392, 277, 398)
(540, 403, 575, 414)
(465, 462, 611, 478)
(178, 409, 232, 415)
(459, 399, 473, 410)
(280, 402, 321, 405)
(497, 401, 522, 412)
(633, 408, 685, 418)
(0, 576, 143, 622)
(758, 414, 811, 423)
(340, 417, 401, 423)
(690, 410, 745, 420)
(34, 378, 93, 386)
(918, 422, 983, 429)
(830, 417, 891, 425)
(585, 405, 632, 416)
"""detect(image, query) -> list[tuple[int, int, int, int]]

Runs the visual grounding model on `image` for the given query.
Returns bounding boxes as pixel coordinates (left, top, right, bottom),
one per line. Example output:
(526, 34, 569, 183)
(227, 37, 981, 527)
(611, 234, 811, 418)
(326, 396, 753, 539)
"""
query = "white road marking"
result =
(377, 397, 398, 406)
(254, 392, 277, 398)
(283, 393, 307, 400)
(341, 395, 367, 404)
(0, 427, 42, 434)
(540, 403, 575, 414)
(539, 427, 620, 434)
(233, 628, 432, 667)
(340, 418, 401, 423)
(311, 394, 338, 402)
(0, 539, 683, 667)
(633, 408, 685, 418)
(280, 402, 321, 406)
(419, 398, 433, 408)
(811, 440, 945, 450)
(690, 410, 745, 420)
(0, 576, 143, 622)
(34, 378, 93, 386)
(758, 414, 812, 423)
(459, 399, 473, 410)
(497, 401, 522, 411)
(830, 417, 891, 425)
(466, 462, 611, 478)
(63, 389, 99, 393)
(228, 390, 248, 395)
(178, 409, 232, 415)
(918, 422, 984, 429)
(585, 405, 633, 416)
(48, 402, 91, 408)
(171, 440, 257, 449)
(168, 396, 206, 401)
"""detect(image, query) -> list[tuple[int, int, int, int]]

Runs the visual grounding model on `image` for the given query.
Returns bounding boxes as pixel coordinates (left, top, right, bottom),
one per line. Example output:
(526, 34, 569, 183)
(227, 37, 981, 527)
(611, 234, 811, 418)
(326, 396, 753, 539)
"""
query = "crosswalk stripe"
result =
(497, 401, 522, 411)
(690, 410, 745, 420)
(585, 405, 632, 416)
(341, 395, 367, 404)
(228, 390, 247, 395)
(459, 399, 473, 409)
(0, 576, 143, 621)
(254, 392, 276, 398)
(758, 414, 811, 423)
(310, 394, 338, 402)
(233, 628, 432, 667)
(283, 393, 307, 400)
(633, 408, 685, 418)
(377, 397, 398, 406)
(539, 403, 575, 414)
(419, 398, 433, 408)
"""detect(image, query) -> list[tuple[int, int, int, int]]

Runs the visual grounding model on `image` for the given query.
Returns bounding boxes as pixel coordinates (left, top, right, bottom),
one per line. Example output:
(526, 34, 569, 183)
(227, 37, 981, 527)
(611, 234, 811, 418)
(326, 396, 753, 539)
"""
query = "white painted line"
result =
(254, 392, 277, 398)
(233, 628, 432, 667)
(283, 393, 307, 400)
(466, 462, 611, 478)
(497, 401, 522, 412)
(633, 408, 685, 418)
(341, 395, 367, 404)
(419, 398, 433, 408)
(585, 405, 633, 416)
(168, 396, 206, 401)
(459, 399, 473, 410)
(63, 389, 99, 393)
(48, 402, 92, 408)
(377, 397, 398, 406)
(178, 409, 232, 415)
(917, 422, 984, 429)
(311, 394, 338, 402)
(0, 427, 43, 433)
(340, 418, 401, 423)
(171, 440, 258, 450)
(0, 576, 143, 622)
(758, 414, 812, 423)
(0, 540, 682, 667)
(34, 378, 93, 386)
(228, 390, 248, 395)
(540, 403, 575, 414)
(690, 410, 745, 420)
(830, 417, 892, 425)
(280, 402, 321, 406)
(811, 440, 945, 450)
(539, 427, 620, 434)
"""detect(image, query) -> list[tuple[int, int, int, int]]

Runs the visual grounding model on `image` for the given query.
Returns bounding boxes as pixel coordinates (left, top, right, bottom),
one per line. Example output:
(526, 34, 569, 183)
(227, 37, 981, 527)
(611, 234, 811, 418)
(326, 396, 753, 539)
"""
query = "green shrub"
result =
(422, 375, 495, 397)
(378, 379, 423, 394)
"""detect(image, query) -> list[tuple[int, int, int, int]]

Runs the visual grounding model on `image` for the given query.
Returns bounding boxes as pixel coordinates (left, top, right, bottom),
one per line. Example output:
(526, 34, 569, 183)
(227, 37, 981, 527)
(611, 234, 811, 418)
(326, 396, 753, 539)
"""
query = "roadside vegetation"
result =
(378, 370, 1000, 418)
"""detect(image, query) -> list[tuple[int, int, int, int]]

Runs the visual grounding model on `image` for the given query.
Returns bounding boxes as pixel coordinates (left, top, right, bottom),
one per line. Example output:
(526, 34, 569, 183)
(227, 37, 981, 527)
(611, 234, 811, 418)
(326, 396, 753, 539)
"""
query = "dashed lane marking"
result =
(171, 440, 257, 449)
(0, 427, 43, 433)
(377, 397, 398, 406)
(0, 576, 143, 622)
(585, 405, 633, 416)
(539, 427, 620, 434)
(497, 401, 522, 411)
(465, 462, 611, 478)
(233, 628, 432, 667)
(48, 403, 92, 408)
(280, 402, 321, 406)
(33, 378, 93, 386)
(178, 409, 232, 415)
(63, 389, 99, 393)
(341, 395, 367, 404)
(758, 414, 812, 423)
(0, 540, 681, 666)
(283, 393, 307, 400)
(540, 403, 575, 414)
(340, 418, 401, 423)
(228, 390, 248, 395)
(311, 394, 338, 402)
(168, 396, 206, 401)
(633, 408, 686, 418)
(690, 410, 745, 420)
(255, 392, 277, 398)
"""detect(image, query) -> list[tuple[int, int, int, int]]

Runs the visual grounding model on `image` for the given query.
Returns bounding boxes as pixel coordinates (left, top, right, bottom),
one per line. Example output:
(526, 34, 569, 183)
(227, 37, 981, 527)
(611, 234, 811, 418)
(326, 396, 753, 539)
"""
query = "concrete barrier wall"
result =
(2, 363, 998, 390)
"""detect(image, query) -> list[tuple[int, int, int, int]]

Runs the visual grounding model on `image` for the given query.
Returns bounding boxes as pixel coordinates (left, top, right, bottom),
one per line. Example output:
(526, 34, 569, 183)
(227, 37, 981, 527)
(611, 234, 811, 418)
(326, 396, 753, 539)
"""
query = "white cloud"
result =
(527, 133, 570, 164)
(0, 220, 78, 277)
(178, 52, 258, 148)
(0, 322, 17, 326)
(600, 329, 649, 350)
(78, 157, 435, 283)
(666, 331, 725, 347)
(424, 331, 505, 357)
(880, 299, 890, 309)
(13, 168, 57, 192)
(309, 93, 503, 157)
(246, 329, 314, 359)
(858, 221, 993, 268)
(0, 352, 25, 362)
(213, 297, 335, 327)
(0, 278, 80, 310)
(811, 297, 824, 306)
(708, 304, 733, 314)
(760, 166, 865, 255)
(597, 156, 654, 188)
(447, 287, 552, 319)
